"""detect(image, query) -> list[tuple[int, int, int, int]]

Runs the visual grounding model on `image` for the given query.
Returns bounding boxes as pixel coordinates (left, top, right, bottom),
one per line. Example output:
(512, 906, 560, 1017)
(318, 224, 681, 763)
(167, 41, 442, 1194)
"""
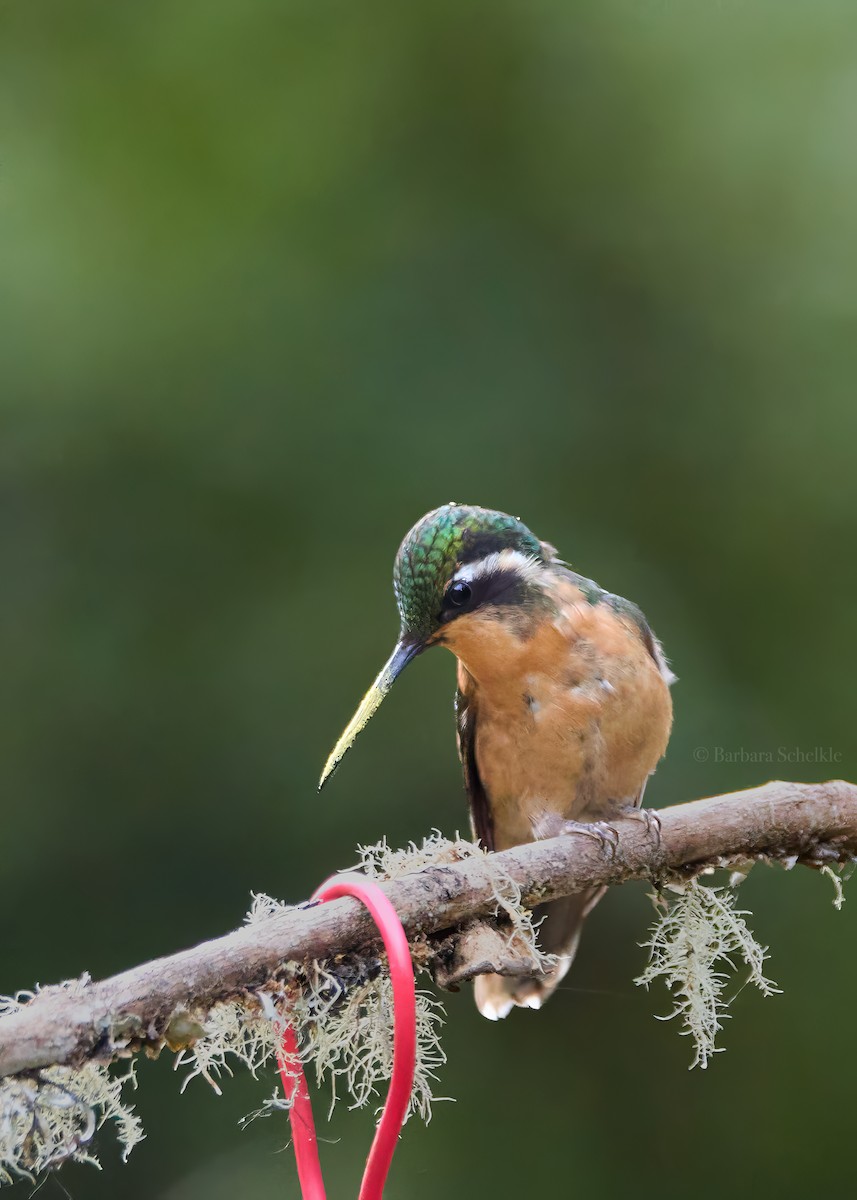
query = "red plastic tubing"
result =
(276, 876, 417, 1200)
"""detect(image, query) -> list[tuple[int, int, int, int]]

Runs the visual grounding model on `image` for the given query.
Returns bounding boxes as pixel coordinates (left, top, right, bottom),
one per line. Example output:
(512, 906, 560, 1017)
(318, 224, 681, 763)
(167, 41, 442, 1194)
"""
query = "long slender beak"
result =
(318, 637, 423, 790)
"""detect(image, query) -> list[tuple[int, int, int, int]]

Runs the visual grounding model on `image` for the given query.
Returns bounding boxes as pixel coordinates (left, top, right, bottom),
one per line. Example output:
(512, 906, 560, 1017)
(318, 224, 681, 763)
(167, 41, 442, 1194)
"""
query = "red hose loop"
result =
(277, 875, 417, 1199)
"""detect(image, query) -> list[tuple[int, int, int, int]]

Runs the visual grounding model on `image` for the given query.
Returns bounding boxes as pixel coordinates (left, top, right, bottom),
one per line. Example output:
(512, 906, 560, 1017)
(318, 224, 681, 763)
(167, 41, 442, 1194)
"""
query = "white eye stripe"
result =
(451, 549, 544, 587)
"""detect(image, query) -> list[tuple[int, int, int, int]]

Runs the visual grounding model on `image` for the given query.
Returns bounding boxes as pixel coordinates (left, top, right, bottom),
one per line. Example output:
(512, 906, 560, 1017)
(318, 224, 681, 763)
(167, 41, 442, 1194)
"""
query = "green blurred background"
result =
(2, 0, 855, 1196)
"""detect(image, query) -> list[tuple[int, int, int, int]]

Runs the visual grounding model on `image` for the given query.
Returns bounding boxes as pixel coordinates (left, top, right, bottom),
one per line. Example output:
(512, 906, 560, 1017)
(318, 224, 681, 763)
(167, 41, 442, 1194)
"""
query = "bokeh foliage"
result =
(1, 1, 855, 1196)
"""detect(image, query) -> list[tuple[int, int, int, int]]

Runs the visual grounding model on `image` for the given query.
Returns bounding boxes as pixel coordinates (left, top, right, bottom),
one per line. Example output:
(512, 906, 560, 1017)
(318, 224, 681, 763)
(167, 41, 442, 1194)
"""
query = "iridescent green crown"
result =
(393, 504, 544, 639)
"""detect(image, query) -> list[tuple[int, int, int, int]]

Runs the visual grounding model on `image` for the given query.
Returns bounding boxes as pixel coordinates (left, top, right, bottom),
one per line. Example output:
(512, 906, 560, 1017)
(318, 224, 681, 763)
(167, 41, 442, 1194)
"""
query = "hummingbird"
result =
(319, 504, 674, 1019)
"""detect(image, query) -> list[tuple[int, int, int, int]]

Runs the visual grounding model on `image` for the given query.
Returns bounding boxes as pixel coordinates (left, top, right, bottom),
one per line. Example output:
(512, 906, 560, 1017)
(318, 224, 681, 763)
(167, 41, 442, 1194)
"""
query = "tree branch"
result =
(2, 779, 856, 1080)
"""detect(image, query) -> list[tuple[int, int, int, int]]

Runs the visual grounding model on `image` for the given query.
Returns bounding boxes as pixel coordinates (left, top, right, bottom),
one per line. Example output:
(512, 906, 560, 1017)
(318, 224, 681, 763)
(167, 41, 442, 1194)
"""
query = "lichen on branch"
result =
(634, 877, 781, 1069)
(0, 988, 143, 1185)
(0, 780, 855, 1186)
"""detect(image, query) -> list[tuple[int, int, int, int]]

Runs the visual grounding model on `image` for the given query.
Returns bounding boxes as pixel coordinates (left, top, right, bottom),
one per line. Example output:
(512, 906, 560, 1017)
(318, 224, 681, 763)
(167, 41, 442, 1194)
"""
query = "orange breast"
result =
(445, 582, 673, 851)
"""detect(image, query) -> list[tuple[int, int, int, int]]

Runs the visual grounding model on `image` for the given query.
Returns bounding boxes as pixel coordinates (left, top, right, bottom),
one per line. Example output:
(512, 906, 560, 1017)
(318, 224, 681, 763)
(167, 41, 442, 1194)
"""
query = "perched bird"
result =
(320, 504, 674, 1019)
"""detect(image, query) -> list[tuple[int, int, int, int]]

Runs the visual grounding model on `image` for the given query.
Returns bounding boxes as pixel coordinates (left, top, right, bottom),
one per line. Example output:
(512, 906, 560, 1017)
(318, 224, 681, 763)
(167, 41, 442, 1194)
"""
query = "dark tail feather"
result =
(474, 887, 605, 1020)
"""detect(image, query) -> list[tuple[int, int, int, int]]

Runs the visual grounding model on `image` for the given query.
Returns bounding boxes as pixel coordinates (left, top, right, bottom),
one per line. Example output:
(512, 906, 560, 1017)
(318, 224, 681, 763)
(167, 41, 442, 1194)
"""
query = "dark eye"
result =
(446, 581, 472, 608)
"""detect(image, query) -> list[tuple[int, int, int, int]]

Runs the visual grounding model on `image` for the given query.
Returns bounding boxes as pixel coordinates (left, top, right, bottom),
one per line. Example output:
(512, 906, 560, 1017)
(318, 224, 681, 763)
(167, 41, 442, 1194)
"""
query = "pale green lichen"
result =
(0, 990, 143, 1186)
(245, 891, 296, 923)
(251, 870, 450, 1123)
(635, 878, 780, 1069)
(175, 972, 447, 1124)
(178, 867, 453, 1123)
(356, 830, 553, 977)
(819, 863, 850, 910)
(174, 998, 281, 1095)
(355, 829, 480, 879)
(300, 963, 447, 1123)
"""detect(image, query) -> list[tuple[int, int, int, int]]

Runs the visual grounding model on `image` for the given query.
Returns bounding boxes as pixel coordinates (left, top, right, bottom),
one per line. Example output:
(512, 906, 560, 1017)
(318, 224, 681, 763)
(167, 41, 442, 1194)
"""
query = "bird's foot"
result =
(532, 813, 620, 859)
(626, 807, 662, 847)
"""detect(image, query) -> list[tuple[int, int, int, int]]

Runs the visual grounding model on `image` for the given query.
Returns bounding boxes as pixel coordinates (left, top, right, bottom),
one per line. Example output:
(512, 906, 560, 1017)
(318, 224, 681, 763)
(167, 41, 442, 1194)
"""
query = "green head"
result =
(393, 504, 544, 641)
(319, 503, 550, 788)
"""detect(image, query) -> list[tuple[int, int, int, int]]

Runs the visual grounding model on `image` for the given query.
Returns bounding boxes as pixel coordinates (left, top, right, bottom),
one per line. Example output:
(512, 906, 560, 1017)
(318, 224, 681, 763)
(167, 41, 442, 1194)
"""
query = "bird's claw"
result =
(628, 807, 662, 847)
(576, 820, 620, 859)
(533, 814, 620, 860)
